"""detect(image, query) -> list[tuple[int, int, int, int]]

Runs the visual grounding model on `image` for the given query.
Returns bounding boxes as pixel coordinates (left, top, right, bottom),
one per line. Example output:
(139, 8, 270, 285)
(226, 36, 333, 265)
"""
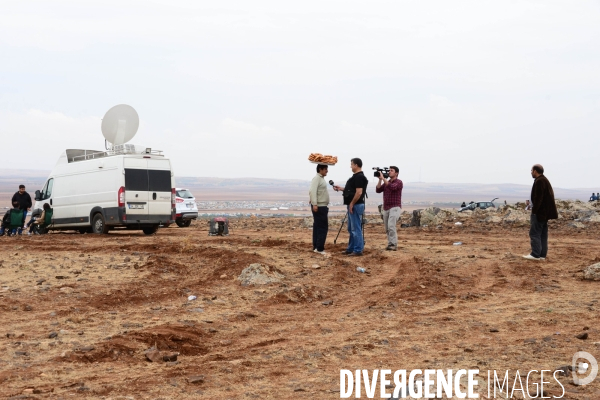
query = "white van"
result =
(32, 146, 175, 234)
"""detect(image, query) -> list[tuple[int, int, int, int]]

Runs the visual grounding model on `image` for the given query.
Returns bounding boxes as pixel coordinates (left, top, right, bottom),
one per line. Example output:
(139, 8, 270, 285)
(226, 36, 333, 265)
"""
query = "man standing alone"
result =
(375, 166, 403, 251)
(309, 164, 330, 255)
(11, 185, 32, 235)
(523, 164, 558, 261)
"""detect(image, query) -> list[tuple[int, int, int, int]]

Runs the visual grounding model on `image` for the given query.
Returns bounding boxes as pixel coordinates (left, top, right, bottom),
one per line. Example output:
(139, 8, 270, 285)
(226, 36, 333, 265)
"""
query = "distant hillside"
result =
(0, 169, 594, 203)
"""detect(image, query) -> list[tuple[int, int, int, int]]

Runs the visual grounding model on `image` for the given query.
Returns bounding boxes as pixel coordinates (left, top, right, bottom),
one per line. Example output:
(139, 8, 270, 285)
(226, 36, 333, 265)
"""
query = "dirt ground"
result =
(0, 216, 599, 399)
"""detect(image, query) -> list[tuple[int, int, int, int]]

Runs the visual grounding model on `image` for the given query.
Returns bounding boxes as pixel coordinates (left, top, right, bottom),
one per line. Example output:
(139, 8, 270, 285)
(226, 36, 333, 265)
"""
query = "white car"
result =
(174, 188, 198, 227)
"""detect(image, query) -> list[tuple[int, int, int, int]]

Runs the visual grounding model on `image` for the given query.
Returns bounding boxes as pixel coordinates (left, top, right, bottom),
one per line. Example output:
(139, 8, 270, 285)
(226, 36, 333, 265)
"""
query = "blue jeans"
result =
(21, 210, 28, 228)
(347, 203, 365, 253)
(0, 226, 17, 236)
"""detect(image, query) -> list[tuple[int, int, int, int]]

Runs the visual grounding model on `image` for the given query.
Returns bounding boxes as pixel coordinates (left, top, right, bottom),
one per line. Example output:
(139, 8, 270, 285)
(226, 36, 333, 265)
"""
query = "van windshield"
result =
(176, 190, 194, 199)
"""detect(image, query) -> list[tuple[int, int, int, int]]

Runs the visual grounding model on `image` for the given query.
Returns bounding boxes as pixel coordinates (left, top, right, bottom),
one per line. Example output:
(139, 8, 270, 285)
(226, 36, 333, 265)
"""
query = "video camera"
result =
(373, 167, 390, 179)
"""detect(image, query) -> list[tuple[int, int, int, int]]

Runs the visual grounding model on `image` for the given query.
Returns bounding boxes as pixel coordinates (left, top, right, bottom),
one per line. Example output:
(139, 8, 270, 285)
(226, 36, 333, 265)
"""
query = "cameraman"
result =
(333, 158, 368, 256)
(375, 166, 403, 251)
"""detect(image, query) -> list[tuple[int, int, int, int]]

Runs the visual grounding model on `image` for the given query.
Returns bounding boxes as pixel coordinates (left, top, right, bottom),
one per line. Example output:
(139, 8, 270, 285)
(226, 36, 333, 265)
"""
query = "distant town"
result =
(194, 200, 460, 217)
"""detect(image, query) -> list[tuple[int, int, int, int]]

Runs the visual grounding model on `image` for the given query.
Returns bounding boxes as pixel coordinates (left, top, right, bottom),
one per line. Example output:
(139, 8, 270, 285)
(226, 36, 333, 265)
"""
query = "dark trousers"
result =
(311, 206, 329, 252)
(529, 214, 548, 258)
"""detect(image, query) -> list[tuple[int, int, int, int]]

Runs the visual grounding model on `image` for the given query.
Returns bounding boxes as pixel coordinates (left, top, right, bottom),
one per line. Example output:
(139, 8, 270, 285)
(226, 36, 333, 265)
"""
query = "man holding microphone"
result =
(375, 166, 403, 251)
(333, 158, 368, 256)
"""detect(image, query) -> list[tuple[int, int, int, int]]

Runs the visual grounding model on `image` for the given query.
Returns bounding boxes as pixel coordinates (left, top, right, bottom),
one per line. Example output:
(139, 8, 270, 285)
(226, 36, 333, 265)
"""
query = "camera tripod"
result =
(333, 209, 366, 245)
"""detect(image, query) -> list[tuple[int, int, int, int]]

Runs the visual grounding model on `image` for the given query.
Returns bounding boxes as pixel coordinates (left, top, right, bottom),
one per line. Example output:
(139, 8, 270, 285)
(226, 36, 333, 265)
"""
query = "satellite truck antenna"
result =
(101, 104, 139, 150)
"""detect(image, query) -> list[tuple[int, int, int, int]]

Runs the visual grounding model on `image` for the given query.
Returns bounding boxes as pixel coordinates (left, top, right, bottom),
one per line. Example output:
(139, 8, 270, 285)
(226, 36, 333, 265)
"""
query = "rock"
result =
(484, 215, 502, 223)
(503, 209, 529, 224)
(162, 353, 178, 362)
(575, 332, 588, 340)
(79, 346, 95, 352)
(489, 328, 499, 333)
(312, 264, 321, 269)
(583, 263, 600, 281)
(322, 300, 333, 306)
(588, 213, 600, 222)
(419, 207, 455, 227)
(237, 264, 284, 286)
(188, 375, 205, 384)
(301, 217, 313, 228)
(145, 348, 163, 362)
(48, 332, 58, 339)
(124, 256, 131, 262)
(555, 365, 572, 376)
(23, 305, 33, 311)
(524, 338, 536, 344)
(567, 221, 585, 229)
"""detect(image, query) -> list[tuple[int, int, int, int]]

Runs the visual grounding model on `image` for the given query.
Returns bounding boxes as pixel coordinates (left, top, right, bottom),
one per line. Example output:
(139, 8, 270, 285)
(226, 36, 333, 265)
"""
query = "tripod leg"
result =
(361, 212, 366, 246)
(334, 212, 347, 244)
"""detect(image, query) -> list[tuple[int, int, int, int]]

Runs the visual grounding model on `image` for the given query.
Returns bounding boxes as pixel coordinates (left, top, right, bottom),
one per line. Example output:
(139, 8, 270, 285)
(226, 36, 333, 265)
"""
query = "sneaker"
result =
(314, 250, 327, 255)
(341, 250, 352, 255)
(385, 245, 397, 251)
(522, 254, 541, 261)
(540, 257, 546, 261)
(348, 252, 363, 257)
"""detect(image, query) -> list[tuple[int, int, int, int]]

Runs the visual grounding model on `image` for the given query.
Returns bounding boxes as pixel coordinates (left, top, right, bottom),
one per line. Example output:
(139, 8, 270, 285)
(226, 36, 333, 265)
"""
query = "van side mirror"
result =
(35, 190, 41, 201)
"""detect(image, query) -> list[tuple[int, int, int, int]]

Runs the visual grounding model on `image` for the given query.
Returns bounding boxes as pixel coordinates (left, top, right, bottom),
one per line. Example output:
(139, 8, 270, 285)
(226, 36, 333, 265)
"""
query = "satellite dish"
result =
(101, 104, 139, 145)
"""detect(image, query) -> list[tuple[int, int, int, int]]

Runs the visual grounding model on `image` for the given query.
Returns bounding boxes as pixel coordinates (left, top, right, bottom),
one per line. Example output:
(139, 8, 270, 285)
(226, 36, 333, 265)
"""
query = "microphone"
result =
(328, 180, 334, 187)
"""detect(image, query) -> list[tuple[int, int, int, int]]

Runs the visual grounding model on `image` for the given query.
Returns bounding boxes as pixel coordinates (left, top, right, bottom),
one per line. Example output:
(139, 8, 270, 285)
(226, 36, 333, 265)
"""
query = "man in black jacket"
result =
(523, 164, 558, 261)
(11, 185, 32, 233)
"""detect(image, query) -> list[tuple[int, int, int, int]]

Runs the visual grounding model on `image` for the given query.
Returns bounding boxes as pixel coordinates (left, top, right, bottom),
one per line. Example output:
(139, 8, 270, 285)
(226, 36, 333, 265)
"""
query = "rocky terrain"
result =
(0, 200, 599, 399)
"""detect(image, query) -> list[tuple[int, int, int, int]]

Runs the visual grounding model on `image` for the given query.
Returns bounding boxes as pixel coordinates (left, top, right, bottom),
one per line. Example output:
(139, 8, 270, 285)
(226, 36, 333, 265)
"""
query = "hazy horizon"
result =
(0, 168, 597, 204)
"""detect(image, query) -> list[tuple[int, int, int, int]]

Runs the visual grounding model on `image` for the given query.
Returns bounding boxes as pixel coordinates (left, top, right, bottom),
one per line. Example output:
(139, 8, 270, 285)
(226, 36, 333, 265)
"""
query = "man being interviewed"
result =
(376, 166, 403, 251)
(333, 158, 368, 256)
(309, 164, 330, 255)
(523, 164, 558, 261)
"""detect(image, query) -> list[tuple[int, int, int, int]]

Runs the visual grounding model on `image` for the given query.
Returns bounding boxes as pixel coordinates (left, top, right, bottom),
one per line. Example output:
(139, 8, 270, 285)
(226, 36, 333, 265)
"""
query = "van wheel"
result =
(176, 219, 191, 228)
(143, 225, 159, 235)
(92, 214, 109, 234)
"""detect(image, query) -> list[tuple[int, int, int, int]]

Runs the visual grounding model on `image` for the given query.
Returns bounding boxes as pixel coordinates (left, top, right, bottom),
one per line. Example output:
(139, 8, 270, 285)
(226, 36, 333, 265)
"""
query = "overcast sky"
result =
(1, 1, 599, 189)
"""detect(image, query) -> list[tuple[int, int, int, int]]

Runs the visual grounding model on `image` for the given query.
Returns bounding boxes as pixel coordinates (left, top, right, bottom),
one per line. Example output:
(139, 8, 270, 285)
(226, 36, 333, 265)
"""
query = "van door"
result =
(35, 178, 54, 214)
(147, 159, 172, 221)
(124, 159, 150, 221)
